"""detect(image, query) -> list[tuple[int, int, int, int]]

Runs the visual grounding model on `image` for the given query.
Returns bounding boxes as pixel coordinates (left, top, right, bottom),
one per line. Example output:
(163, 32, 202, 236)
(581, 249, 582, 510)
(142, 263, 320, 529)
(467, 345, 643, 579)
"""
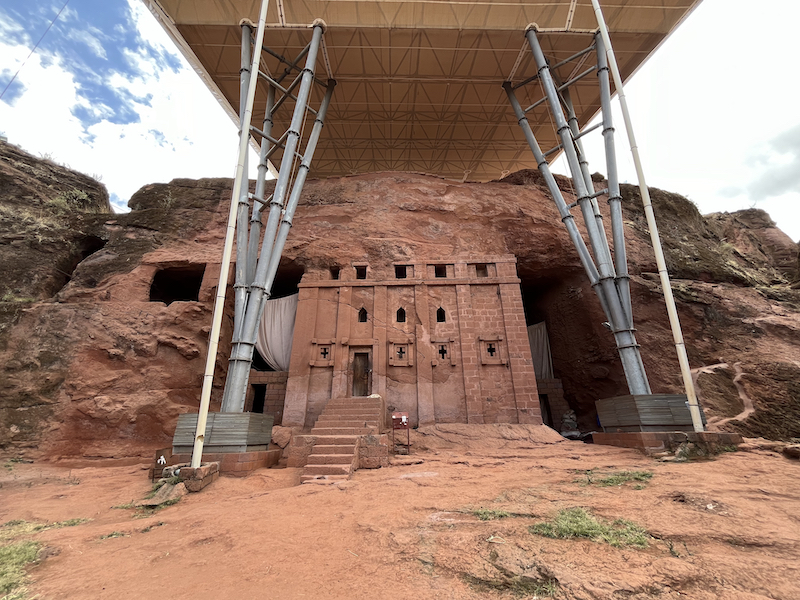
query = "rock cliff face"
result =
(1, 142, 798, 460)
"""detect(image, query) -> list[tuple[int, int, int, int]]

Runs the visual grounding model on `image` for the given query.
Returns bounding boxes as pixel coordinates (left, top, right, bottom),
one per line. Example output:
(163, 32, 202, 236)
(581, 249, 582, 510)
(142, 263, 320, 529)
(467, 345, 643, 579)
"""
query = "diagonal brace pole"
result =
(591, 0, 702, 429)
(511, 25, 651, 395)
(190, 0, 271, 469)
(221, 22, 327, 413)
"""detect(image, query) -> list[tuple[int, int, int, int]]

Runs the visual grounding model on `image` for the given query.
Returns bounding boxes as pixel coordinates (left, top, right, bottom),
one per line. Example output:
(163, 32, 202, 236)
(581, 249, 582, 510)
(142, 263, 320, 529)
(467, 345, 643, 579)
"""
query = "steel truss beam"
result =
(504, 24, 651, 397)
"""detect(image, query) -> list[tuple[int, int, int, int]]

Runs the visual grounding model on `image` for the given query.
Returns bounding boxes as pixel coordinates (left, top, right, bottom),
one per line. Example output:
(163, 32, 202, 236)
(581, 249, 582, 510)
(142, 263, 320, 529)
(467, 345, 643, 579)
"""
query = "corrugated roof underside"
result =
(152, 0, 700, 180)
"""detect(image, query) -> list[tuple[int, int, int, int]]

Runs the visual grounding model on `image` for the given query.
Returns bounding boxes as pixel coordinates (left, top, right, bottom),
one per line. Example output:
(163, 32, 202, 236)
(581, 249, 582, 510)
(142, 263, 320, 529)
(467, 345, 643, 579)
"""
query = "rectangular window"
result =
(355, 265, 367, 279)
(395, 265, 407, 279)
(475, 263, 489, 278)
(330, 266, 340, 280)
(434, 264, 447, 278)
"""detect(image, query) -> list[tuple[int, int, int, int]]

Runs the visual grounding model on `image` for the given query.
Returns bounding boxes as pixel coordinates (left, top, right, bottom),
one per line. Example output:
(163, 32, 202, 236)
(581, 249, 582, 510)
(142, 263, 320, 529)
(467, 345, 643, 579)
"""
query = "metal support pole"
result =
(522, 25, 650, 396)
(560, 86, 614, 278)
(525, 29, 611, 275)
(247, 84, 275, 287)
(190, 0, 270, 469)
(595, 31, 632, 327)
(263, 80, 336, 289)
(221, 22, 326, 413)
(504, 83, 603, 297)
(234, 21, 253, 338)
(591, 0, 703, 430)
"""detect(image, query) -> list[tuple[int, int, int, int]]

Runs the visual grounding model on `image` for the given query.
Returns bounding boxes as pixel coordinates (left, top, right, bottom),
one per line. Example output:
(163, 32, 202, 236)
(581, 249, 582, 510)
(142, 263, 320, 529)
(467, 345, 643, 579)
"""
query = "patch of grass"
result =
(577, 469, 653, 487)
(48, 189, 92, 213)
(463, 573, 559, 598)
(0, 540, 40, 597)
(529, 507, 649, 548)
(112, 501, 138, 510)
(145, 477, 180, 499)
(132, 498, 181, 519)
(473, 509, 512, 521)
(140, 522, 165, 534)
(99, 531, 127, 540)
(0, 518, 89, 542)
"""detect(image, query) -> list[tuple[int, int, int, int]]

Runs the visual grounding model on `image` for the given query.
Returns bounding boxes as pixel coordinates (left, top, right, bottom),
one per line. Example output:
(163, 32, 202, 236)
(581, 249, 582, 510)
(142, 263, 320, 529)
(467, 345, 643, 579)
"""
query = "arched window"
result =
(358, 307, 368, 322)
(396, 307, 406, 323)
(436, 307, 446, 323)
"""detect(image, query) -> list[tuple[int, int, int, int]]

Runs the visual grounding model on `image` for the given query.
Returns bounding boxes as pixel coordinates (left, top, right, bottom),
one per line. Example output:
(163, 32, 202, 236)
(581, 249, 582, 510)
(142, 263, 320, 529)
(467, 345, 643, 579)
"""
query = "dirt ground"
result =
(2, 433, 799, 600)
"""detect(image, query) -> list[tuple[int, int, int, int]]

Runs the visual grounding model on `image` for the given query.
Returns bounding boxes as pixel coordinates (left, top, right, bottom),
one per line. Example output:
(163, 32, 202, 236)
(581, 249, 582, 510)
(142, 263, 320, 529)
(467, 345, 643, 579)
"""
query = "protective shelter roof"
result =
(144, 0, 701, 182)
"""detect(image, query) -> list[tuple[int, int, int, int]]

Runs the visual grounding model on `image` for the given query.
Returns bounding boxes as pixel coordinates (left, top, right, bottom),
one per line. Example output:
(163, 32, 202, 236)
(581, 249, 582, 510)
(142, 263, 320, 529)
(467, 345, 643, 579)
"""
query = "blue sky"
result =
(1, 0, 799, 242)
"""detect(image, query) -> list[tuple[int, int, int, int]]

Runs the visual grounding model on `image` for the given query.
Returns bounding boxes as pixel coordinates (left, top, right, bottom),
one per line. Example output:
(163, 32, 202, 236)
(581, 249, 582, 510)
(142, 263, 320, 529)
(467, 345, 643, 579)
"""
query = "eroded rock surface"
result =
(0, 143, 798, 460)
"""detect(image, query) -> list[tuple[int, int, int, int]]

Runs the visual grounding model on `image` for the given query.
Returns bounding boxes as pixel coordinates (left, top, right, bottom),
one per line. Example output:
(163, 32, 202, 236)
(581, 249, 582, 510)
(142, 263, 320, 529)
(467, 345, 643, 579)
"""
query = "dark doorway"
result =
(352, 352, 370, 396)
(251, 384, 267, 413)
(252, 348, 274, 372)
(538, 394, 554, 428)
(149, 264, 206, 304)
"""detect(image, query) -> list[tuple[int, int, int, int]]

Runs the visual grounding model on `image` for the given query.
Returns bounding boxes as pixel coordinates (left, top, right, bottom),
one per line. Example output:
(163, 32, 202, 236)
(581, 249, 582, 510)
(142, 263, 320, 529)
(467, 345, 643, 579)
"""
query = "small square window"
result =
(475, 264, 488, 278)
(355, 266, 367, 279)
(395, 265, 407, 279)
(330, 266, 340, 280)
(434, 265, 447, 278)
(388, 339, 414, 367)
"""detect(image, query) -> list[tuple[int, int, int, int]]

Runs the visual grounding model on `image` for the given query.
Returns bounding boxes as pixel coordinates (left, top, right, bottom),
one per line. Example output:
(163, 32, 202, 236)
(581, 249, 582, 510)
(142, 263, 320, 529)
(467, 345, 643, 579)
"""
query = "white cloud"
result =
(0, 0, 255, 213)
(65, 27, 107, 59)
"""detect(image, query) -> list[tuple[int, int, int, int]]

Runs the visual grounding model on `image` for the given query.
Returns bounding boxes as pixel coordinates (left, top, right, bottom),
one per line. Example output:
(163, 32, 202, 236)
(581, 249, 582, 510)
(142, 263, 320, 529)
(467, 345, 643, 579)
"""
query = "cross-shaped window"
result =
(397, 346, 406, 359)
(320, 347, 329, 358)
(438, 345, 448, 359)
(487, 343, 496, 357)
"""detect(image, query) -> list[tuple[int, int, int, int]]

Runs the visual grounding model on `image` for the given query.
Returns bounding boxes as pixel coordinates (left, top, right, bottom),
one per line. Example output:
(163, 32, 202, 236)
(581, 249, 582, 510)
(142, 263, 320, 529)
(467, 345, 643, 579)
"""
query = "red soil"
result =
(2, 434, 798, 600)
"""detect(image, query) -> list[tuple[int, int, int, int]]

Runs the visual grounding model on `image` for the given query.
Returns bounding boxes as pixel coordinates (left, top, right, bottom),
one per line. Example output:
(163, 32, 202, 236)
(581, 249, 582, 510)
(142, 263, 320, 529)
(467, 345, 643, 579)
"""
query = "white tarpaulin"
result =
(527, 321, 554, 380)
(255, 293, 298, 372)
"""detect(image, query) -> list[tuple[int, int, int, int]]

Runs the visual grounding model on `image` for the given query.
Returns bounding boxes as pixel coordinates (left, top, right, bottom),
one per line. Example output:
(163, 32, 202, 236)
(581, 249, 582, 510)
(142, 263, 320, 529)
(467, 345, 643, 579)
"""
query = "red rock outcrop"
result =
(0, 142, 798, 460)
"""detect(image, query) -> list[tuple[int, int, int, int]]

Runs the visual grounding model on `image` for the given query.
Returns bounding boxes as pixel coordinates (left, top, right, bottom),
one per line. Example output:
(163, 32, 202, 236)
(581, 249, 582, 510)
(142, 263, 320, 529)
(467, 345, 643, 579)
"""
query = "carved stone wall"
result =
(282, 255, 541, 429)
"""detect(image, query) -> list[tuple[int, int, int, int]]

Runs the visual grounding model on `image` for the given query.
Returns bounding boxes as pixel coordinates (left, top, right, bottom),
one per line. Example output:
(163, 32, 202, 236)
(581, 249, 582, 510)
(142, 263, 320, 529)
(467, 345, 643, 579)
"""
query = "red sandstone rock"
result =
(0, 146, 798, 459)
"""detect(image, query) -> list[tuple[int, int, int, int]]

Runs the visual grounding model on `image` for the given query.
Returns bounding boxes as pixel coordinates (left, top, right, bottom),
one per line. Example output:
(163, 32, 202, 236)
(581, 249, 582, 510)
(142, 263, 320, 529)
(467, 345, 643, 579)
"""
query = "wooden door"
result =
(352, 352, 370, 396)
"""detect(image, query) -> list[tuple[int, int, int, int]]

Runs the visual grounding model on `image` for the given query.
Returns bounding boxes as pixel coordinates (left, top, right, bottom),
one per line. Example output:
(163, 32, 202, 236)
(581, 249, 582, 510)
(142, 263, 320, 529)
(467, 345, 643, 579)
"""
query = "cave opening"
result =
(51, 235, 107, 295)
(149, 264, 206, 304)
(270, 259, 305, 299)
(518, 264, 624, 432)
(518, 269, 575, 432)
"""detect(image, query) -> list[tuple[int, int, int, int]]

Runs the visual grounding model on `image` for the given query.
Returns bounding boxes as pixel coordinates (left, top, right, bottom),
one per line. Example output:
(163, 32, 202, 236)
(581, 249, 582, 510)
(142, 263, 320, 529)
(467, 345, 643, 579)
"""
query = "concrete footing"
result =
(169, 449, 281, 476)
(593, 431, 743, 455)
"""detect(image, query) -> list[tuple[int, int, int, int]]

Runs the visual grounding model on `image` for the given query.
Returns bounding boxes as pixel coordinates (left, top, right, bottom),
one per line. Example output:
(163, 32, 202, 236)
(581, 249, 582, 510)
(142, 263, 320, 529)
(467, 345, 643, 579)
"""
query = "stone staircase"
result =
(298, 396, 385, 483)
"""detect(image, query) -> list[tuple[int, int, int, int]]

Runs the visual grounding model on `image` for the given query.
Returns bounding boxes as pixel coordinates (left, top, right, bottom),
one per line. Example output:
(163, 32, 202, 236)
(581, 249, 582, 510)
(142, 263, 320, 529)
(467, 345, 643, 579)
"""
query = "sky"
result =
(0, 0, 798, 242)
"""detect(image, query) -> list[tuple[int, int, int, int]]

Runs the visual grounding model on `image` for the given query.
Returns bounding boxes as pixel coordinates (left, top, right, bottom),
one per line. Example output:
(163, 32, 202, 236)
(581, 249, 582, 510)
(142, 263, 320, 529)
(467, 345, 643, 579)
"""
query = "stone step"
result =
(307, 454, 356, 465)
(302, 463, 352, 476)
(320, 407, 379, 414)
(318, 415, 381, 424)
(326, 399, 382, 407)
(311, 427, 376, 436)
(310, 444, 356, 455)
(307, 435, 360, 445)
(315, 419, 379, 428)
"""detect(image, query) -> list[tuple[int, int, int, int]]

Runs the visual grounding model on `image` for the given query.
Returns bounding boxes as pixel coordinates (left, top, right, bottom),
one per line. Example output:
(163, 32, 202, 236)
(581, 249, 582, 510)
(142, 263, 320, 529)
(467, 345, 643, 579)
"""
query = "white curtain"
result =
(255, 293, 299, 371)
(527, 321, 554, 380)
